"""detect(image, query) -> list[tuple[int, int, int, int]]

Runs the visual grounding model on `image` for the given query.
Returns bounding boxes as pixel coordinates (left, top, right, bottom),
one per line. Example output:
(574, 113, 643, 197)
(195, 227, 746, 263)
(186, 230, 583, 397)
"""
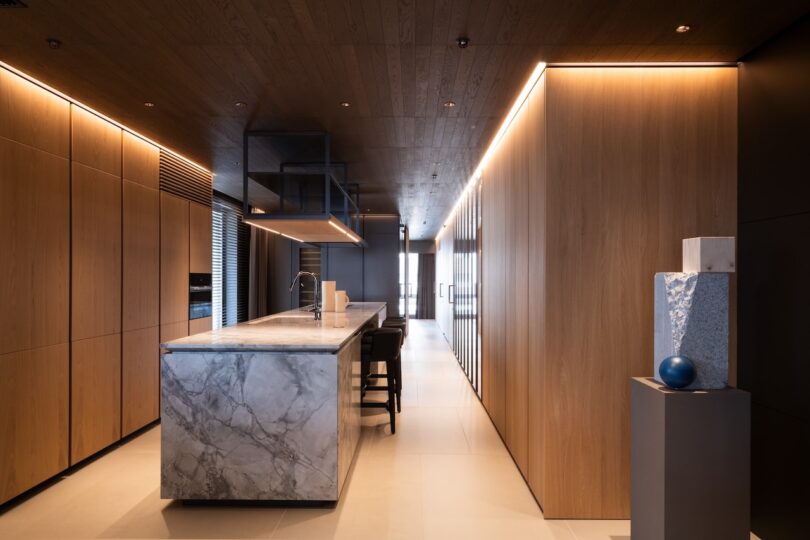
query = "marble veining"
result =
(161, 350, 341, 500)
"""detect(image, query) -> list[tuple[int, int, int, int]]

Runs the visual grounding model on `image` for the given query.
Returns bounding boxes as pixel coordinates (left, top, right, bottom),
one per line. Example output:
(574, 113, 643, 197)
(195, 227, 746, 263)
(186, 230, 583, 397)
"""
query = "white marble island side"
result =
(160, 302, 386, 502)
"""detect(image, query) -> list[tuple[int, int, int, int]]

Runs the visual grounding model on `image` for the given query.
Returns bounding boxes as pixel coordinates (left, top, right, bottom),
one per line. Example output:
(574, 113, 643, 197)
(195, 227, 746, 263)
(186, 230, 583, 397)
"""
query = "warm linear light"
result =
(434, 61, 737, 240)
(0, 60, 211, 175)
(436, 61, 547, 239)
(329, 219, 361, 242)
(280, 233, 303, 243)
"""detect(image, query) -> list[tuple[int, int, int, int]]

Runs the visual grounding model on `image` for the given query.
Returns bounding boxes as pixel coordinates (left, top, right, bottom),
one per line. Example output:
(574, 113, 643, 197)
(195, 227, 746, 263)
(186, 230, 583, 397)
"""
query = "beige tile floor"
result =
(0, 319, 746, 539)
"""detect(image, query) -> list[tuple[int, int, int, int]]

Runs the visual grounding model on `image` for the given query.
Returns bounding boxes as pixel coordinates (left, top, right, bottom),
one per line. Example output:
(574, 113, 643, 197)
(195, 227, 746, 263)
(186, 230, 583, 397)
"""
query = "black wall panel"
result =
(738, 13, 810, 539)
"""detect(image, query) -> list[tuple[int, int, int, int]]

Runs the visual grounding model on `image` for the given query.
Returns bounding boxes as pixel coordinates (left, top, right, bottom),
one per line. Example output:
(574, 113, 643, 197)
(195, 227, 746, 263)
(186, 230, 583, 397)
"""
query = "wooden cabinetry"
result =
(71, 106, 121, 175)
(189, 317, 212, 336)
(0, 69, 70, 506)
(0, 344, 69, 503)
(0, 138, 70, 355)
(122, 132, 159, 190)
(161, 192, 190, 325)
(123, 181, 160, 331)
(70, 334, 121, 464)
(121, 134, 160, 435)
(189, 202, 212, 274)
(71, 162, 122, 341)
(122, 327, 159, 436)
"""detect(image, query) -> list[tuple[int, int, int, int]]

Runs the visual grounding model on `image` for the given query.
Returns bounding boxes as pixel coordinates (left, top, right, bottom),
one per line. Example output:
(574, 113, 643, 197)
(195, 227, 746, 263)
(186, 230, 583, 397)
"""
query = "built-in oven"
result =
(189, 273, 212, 320)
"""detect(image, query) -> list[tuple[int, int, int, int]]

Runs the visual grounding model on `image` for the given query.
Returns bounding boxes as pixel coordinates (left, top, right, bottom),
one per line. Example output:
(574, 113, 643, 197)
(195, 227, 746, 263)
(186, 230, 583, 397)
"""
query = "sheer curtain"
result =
(415, 253, 435, 319)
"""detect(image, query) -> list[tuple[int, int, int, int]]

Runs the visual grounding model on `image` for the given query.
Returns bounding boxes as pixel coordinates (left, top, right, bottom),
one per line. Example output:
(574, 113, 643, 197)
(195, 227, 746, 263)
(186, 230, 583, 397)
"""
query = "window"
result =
(212, 194, 249, 329)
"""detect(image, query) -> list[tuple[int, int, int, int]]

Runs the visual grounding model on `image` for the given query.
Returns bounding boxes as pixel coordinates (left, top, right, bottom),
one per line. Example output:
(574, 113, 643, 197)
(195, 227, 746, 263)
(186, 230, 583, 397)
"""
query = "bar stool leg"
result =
(387, 361, 397, 434)
(395, 353, 402, 413)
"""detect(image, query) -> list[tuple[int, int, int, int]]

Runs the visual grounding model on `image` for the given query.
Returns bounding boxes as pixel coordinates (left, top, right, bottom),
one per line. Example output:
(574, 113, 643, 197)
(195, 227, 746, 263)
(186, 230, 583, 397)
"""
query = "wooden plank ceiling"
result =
(1, 0, 807, 239)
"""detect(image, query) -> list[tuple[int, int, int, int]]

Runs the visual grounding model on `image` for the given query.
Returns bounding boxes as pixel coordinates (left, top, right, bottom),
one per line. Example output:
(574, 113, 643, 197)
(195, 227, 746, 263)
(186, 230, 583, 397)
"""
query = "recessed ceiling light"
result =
(675, 25, 691, 33)
(46, 38, 61, 49)
(456, 36, 470, 49)
(443, 100, 456, 108)
(432, 173, 438, 179)
(234, 101, 247, 108)
(340, 101, 351, 108)
(143, 101, 155, 108)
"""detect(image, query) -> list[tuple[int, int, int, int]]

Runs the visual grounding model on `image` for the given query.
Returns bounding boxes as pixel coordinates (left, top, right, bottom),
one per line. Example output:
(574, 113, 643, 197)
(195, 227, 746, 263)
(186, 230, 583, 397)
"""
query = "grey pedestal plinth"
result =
(631, 377, 750, 540)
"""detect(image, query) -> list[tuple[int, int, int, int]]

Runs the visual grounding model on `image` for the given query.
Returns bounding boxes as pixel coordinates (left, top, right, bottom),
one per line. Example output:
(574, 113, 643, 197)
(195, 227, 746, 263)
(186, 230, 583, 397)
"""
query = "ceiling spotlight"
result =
(340, 101, 351, 108)
(675, 24, 691, 33)
(456, 36, 470, 49)
(234, 101, 247, 108)
(46, 38, 61, 49)
(143, 101, 155, 108)
(443, 100, 456, 108)
(432, 173, 438, 179)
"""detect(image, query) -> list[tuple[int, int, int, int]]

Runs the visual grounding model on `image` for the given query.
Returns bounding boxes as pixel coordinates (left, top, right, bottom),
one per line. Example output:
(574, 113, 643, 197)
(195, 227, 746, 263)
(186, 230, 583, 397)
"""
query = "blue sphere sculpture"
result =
(659, 355, 697, 389)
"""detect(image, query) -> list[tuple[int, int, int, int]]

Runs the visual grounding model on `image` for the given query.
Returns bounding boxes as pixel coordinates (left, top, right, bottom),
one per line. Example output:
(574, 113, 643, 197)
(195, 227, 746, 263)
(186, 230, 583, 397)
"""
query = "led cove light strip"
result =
(436, 61, 547, 239)
(0, 60, 211, 175)
(329, 219, 360, 242)
(246, 220, 304, 243)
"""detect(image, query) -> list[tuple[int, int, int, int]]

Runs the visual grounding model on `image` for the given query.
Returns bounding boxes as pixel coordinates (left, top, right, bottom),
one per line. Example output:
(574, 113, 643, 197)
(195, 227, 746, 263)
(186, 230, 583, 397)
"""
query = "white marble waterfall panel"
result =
(161, 351, 339, 500)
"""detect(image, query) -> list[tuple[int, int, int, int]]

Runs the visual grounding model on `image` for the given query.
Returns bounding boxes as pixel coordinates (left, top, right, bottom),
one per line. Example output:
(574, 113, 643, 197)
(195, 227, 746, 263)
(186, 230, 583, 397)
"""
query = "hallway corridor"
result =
(0, 320, 630, 540)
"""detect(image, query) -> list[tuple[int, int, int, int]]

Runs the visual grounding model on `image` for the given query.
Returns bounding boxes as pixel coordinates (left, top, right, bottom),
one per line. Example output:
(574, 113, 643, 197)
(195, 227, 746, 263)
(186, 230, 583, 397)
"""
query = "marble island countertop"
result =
(162, 302, 386, 353)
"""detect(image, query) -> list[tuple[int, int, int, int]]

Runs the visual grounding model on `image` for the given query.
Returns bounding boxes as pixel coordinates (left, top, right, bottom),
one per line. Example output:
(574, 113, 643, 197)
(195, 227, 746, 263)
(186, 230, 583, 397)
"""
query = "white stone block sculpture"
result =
(654, 272, 729, 390)
(682, 237, 735, 273)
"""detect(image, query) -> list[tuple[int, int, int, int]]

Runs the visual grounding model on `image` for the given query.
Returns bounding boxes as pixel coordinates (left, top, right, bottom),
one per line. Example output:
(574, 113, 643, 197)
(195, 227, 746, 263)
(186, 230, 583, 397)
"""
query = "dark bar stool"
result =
(381, 316, 407, 341)
(361, 327, 402, 433)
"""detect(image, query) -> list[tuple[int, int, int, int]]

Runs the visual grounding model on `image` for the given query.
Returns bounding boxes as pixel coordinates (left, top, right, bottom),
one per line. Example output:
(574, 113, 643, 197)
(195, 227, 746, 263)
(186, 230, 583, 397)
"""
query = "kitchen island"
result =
(160, 302, 386, 502)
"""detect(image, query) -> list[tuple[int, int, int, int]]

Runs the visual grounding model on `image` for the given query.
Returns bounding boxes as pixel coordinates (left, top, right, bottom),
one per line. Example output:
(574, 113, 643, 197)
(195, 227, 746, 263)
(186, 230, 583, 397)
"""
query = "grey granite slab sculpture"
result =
(654, 272, 729, 390)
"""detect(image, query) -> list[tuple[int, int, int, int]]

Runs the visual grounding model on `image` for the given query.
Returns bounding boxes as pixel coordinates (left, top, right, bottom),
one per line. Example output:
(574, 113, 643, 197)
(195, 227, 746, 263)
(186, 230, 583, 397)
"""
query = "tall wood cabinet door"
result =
(188, 316, 212, 336)
(122, 326, 159, 436)
(123, 181, 159, 331)
(189, 202, 212, 274)
(0, 344, 69, 504)
(160, 192, 189, 325)
(0, 138, 70, 355)
(71, 106, 121, 175)
(0, 67, 70, 157)
(71, 162, 122, 342)
(122, 132, 159, 190)
(71, 334, 121, 464)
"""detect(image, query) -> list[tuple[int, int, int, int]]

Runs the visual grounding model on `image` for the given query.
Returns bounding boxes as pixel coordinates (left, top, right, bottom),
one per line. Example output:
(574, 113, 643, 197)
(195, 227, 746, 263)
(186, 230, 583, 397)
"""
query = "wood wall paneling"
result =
(71, 162, 122, 342)
(122, 326, 159, 436)
(70, 334, 121, 465)
(478, 66, 737, 519)
(0, 344, 69, 504)
(71, 105, 122, 175)
(0, 67, 70, 157)
(123, 180, 159, 331)
(122, 131, 159, 189)
(544, 67, 736, 518)
(526, 72, 548, 508)
(189, 201, 212, 274)
(188, 316, 211, 336)
(0, 138, 70, 355)
(160, 192, 189, 325)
